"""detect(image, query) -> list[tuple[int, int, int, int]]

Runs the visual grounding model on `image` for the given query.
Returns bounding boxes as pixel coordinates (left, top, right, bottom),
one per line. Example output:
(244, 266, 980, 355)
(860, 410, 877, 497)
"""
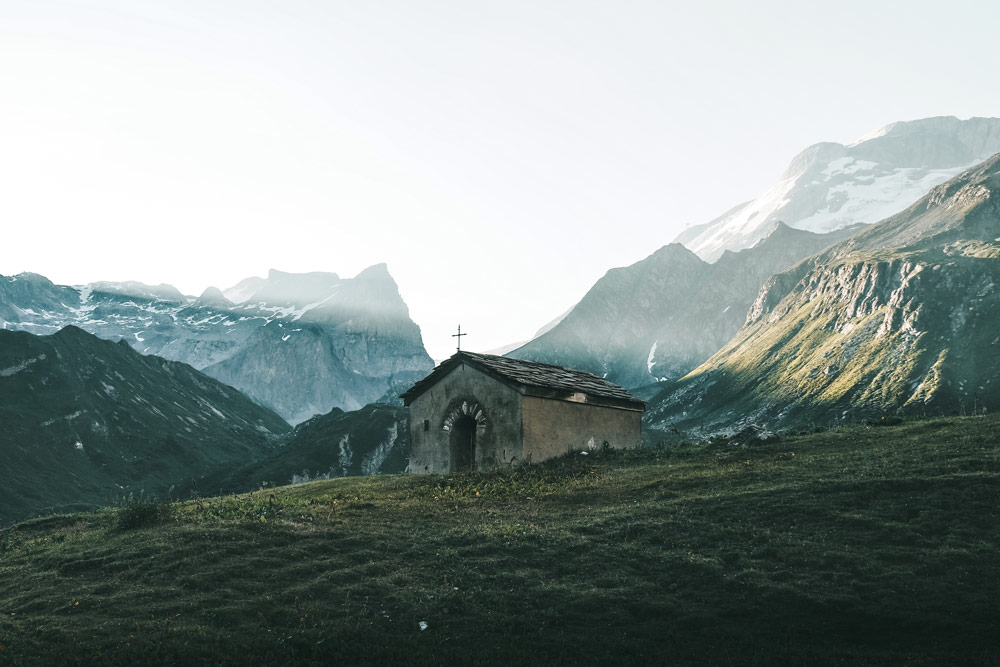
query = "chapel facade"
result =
(401, 351, 644, 474)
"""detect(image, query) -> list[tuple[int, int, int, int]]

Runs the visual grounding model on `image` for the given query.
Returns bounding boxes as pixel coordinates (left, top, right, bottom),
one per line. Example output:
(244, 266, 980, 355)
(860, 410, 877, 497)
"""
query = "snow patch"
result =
(822, 158, 877, 177)
(795, 162, 979, 233)
(0, 354, 45, 377)
(291, 292, 338, 320)
(646, 341, 658, 374)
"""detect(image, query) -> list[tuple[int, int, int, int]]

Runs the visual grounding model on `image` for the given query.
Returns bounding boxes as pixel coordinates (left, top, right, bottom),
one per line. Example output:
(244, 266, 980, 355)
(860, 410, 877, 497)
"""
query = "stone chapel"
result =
(401, 351, 644, 473)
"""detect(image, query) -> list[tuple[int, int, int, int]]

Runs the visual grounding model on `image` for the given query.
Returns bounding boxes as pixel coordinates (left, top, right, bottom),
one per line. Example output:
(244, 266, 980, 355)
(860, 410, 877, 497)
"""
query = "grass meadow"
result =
(1, 414, 999, 665)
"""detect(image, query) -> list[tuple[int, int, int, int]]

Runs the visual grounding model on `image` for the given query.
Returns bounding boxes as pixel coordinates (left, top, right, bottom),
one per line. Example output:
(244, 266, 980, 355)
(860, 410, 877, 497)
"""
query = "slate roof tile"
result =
(401, 351, 643, 408)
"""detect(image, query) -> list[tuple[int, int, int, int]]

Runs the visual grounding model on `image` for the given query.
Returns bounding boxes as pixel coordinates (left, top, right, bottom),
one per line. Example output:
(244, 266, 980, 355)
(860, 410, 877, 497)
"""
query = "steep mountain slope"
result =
(0, 326, 290, 526)
(645, 154, 1000, 434)
(0, 266, 434, 424)
(679, 116, 1000, 261)
(195, 404, 409, 494)
(205, 265, 432, 423)
(509, 223, 861, 389)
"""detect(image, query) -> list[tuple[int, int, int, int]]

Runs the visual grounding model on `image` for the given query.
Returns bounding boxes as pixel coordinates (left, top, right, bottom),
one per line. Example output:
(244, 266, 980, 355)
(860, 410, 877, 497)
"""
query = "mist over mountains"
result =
(3, 115, 1000, 526)
(0, 265, 433, 424)
(645, 153, 1000, 434)
(677, 116, 1000, 261)
(509, 222, 862, 389)
(509, 117, 1000, 412)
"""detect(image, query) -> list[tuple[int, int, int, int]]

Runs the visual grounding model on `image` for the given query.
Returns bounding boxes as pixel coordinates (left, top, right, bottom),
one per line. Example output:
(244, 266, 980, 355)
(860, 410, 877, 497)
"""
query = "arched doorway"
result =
(442, 400, 487, 472)
(450, 415, 477, 471)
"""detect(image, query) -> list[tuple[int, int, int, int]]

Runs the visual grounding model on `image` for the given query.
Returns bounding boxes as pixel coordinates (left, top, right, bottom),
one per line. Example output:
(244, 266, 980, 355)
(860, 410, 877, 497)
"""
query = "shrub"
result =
(116, 497, 172, 530)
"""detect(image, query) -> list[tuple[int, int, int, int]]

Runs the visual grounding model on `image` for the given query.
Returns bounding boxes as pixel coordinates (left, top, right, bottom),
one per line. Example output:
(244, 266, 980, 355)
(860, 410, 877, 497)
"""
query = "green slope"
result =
(1, 415, 998, 666)
(0, 326, 290, 526)
(645, 154, 1000, 435)
(194, 403, 409, 495)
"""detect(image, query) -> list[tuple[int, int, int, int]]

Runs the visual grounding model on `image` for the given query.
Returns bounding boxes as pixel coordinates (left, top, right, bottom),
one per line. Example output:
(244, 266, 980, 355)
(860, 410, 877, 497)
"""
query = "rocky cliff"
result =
(509, 223, 861, 389)
(0, 266, 434, 424)
(645, 153, 1000, 435)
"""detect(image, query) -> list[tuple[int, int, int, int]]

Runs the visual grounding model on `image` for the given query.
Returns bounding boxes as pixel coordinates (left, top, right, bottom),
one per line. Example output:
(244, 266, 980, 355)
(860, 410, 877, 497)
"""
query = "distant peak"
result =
(758, 220, 804, 242)
(768, 220, 792, 233)
(52, 324, 89, 339)
(13, 272, 55, 285)
(648, 243, 703, 262)
(267, 268, 340, 282)
(354, 263, 393, 280)
(197, 286, 231, 306)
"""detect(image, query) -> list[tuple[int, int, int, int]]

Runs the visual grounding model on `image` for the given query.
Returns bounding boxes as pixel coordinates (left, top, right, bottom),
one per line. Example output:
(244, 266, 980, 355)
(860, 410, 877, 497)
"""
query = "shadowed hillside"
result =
(0, 326, 290, 526)
(1, 415, 998, 665)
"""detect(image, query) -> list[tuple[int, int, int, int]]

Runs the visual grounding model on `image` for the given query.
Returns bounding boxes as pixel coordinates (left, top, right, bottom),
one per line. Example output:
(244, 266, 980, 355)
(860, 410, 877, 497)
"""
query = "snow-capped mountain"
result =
(0, 266, 434, 424)
(646, 153, 1000, 435)
(678, 116, 1000, 261)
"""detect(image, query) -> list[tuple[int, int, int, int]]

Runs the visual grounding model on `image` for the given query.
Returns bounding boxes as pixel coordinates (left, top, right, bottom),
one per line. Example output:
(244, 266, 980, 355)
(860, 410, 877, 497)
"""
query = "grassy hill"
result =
(1, 415, 999, 666)
(0, 326, 290, 527)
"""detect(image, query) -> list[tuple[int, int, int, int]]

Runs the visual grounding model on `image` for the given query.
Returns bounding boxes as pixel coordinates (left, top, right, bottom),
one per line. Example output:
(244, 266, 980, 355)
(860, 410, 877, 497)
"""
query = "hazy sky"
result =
(2, 0, 999, 359)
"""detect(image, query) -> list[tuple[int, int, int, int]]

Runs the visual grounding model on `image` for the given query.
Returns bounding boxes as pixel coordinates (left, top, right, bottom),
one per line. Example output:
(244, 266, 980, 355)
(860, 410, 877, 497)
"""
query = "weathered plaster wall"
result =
(521, 396, 641, 463)
(407, 364, 523, 473)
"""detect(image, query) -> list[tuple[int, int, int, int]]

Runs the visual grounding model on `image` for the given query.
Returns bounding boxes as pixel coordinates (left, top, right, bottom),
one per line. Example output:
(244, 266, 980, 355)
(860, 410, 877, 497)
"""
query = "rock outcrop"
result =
(645, 153, 1000, 435)
(509, 223, 861, 389)
(0, 266, 434, 424)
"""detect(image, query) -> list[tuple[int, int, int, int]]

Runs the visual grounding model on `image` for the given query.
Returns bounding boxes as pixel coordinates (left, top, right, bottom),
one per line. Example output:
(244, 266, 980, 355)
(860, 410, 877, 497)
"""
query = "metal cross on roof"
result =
(452, 324, 467, 351)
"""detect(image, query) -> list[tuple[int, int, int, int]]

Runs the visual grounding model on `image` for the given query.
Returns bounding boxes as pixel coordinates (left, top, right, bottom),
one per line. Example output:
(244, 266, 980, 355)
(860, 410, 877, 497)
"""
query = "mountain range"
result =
(510, 116, 1000, 397)
(644, 153, 1000, 435)
(4, 115, 999, 526)
(0, 326, 290, 526)
(510, 222, 862, 389)
(677, 116, 1000, 261)
(0, 265, 434, 424)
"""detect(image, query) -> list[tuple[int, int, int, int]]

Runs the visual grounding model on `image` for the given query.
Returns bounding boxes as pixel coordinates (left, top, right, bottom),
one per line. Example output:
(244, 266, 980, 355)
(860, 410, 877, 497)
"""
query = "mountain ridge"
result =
(508, 222, 862, 389)
(678, 116, 1000, 261)
(0, 265, 434, 424)
(0, 325, 290, 526)
(645, 153, 1000, 435)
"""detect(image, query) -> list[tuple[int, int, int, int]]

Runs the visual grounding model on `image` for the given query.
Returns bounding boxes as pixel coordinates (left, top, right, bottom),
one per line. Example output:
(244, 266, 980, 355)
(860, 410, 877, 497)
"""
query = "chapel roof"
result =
(400, 351, 644, 410)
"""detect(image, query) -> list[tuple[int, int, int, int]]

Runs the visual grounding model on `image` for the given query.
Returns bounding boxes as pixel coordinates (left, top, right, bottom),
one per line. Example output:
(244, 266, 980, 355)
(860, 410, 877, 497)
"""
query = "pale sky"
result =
(2, 0, 999, 360)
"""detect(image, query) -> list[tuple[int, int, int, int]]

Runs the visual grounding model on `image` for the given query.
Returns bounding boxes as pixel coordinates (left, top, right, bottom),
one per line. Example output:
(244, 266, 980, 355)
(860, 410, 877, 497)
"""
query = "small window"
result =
(423, 419, 430, 432)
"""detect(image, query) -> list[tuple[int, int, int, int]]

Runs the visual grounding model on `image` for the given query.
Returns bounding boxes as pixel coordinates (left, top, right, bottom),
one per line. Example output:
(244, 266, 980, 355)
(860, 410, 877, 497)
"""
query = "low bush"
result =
(116, 496, 171, 530)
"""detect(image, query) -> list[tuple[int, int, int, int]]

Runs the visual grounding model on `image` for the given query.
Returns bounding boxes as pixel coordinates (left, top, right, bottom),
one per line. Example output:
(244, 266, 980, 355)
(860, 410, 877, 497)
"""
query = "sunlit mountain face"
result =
(645, 153, 1000, 436)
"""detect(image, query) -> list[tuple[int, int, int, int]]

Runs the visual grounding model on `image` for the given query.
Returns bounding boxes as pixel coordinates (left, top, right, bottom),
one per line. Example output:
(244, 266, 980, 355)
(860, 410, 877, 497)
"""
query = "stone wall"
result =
(406, 364, 523, 473)
(521, 396, 641, 462)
